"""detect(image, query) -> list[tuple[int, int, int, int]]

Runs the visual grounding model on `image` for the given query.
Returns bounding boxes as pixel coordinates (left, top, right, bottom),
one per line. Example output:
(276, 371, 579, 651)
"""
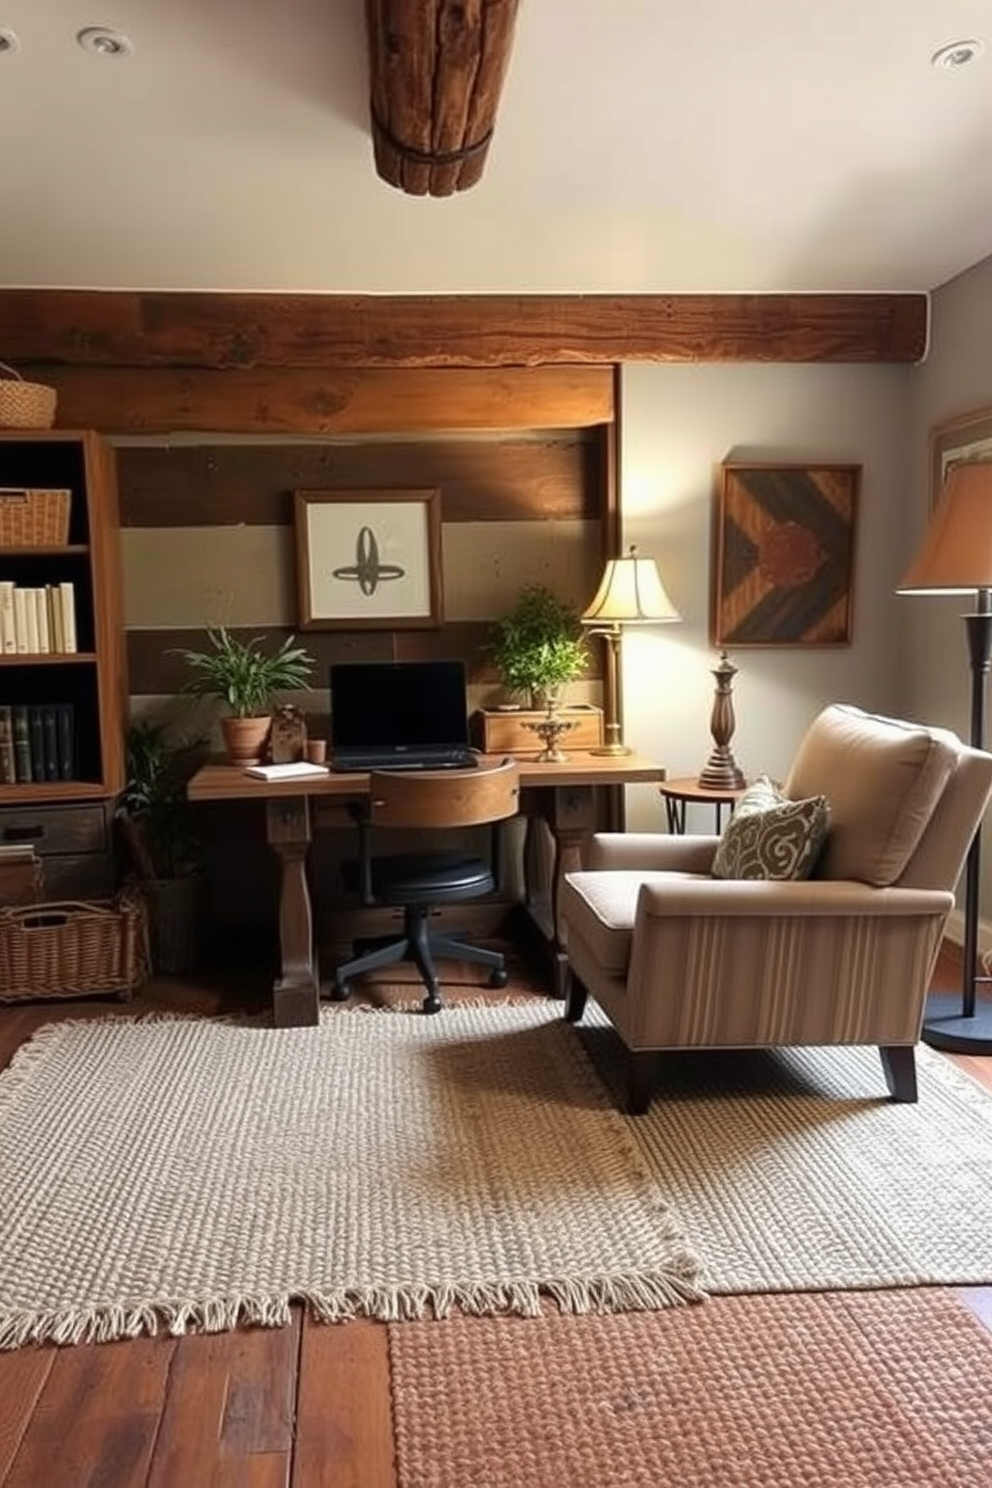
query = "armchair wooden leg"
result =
(626, 1051, 661, 1115)
(563, 970, 588, 1023)
(879, 1045, 918, 1103)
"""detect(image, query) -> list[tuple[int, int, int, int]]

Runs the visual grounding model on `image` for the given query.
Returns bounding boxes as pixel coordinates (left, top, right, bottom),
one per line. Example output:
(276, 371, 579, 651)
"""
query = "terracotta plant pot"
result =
(221, 715, 271, 767)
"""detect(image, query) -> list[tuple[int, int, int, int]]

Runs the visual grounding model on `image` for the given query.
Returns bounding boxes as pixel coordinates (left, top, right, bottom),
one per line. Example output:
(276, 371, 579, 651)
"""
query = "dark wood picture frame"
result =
(712, 462, 859, 647)
(294, 488, 444, 631)
(929, 405, 992, 511)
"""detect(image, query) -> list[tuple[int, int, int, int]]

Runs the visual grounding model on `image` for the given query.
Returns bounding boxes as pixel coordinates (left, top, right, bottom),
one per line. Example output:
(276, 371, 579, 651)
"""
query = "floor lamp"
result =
(581, 545, 680, 756)
(898, 458, 992, 1053)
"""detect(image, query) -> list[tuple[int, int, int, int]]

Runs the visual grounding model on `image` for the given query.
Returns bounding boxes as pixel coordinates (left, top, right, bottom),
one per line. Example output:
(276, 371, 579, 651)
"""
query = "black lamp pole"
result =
(921, 587, 992, 1053)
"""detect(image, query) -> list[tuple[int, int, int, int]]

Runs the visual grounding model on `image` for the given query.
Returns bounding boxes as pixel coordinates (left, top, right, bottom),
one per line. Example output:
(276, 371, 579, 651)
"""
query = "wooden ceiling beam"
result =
(365, 0, 520, 196)
(0, 290, 928, 368)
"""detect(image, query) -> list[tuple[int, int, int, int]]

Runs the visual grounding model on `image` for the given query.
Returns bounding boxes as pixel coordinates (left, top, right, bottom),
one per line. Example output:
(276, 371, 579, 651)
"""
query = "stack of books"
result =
(0, 703, 76, 784)
(0, 580, 77, 654)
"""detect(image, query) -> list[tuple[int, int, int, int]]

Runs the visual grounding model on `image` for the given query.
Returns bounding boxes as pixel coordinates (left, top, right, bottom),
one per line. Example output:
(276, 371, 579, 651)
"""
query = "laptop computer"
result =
(329, 659, 479, 771)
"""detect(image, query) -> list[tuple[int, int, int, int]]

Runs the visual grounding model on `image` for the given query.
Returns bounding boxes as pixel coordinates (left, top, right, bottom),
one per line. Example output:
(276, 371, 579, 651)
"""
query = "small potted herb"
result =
(490, 584, 588, 708)
(174, 627, 315, 765)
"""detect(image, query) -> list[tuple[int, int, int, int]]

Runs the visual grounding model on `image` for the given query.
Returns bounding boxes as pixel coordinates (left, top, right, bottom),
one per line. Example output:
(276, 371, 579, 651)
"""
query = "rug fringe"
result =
(0, 1293, 294, 1352)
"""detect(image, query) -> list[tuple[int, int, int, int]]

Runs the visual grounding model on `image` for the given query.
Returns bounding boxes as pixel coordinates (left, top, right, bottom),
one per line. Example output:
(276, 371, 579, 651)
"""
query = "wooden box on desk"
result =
(472, 705, 604, 755)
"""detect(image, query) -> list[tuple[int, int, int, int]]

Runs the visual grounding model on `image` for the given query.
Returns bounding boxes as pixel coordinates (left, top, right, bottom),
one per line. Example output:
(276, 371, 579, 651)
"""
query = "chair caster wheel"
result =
(330, 981, 351, 1003)
(488, 967, 509, 989)
(423, 994, 442, 1015)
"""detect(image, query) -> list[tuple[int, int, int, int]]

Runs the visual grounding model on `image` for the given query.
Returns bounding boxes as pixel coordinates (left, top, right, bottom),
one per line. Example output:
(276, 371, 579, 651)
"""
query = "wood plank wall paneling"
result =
(33, 367, 615, 437)
(119, 434, 606, 698)
(0, 289, 928, 366)
(117, 436, 601, 527)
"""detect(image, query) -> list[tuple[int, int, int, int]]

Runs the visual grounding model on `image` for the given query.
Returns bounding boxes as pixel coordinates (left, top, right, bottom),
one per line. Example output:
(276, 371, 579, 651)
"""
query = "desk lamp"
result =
(897, 458, 992, 1053)
(581, 545, 680, 756)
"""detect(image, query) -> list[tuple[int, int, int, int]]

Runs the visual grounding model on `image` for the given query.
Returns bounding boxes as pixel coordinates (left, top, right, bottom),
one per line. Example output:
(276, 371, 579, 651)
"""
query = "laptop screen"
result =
(329, 660, 470, 752)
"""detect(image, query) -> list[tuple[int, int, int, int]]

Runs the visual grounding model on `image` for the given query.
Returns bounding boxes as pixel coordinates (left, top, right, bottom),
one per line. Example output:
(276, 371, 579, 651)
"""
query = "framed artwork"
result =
(930, 404, 992, 509)
(294, 488, 443, 630)
(712, 462, 859, 647)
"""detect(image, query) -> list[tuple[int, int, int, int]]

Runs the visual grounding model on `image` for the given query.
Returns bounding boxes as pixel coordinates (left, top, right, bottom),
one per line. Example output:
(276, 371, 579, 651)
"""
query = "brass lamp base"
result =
(589, 742, 633, 757)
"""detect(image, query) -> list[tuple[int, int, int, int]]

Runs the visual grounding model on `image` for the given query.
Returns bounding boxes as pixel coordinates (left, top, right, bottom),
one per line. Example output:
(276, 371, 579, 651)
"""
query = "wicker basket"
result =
(0, 362, 57, 430)
(0, 486, 72, 547)
(0, 893, 148, 1003)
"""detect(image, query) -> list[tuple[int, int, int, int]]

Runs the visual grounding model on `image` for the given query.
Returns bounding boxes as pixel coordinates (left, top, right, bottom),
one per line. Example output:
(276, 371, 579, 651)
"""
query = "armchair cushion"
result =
(784, 704, 957, 886)
(711, 775, 829, 881)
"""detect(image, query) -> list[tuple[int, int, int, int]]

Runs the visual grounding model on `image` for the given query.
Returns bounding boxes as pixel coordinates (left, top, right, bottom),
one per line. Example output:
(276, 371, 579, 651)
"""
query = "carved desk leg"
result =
(265, 795, 320, 1028)
(520, 785, 597, 997)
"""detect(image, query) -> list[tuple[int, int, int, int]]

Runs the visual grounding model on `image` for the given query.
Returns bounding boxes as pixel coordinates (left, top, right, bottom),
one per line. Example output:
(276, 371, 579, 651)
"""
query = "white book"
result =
(245, 761, 330, 781)
(23, 588, 39, 654)
(0, 581, 15, 654)
(33, 586, 50, 653)
(13, 588, 30, 653)
(59, 581, 77, 652)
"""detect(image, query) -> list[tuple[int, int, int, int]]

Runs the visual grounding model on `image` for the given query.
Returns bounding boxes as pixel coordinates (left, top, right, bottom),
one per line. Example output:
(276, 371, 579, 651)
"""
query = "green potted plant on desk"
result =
(117, 721, 210, 975)
(490, 584, 588, 709)
(174, 626, 315, 765)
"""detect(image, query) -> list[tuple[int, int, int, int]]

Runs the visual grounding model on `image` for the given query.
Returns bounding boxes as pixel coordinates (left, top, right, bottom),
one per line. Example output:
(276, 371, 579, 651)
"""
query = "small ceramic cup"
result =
(305, 738, 327, 764)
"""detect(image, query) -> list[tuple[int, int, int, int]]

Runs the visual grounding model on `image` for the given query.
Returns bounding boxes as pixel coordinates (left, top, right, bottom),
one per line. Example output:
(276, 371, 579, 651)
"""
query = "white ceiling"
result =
(3, 0, 992, 296)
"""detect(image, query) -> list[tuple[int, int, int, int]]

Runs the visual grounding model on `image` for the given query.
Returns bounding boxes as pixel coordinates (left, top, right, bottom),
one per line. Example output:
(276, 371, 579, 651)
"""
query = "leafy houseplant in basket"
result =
(490, 584, 589, 709)
(175, 627, 315, 765)
(118, 721, 210, 975)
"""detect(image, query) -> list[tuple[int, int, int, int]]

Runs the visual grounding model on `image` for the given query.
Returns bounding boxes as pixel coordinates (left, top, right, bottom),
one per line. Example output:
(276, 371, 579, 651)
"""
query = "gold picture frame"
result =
(294, 488, 444, 631)
(712, 461, 859, 647)
(929, 405, 992, 510)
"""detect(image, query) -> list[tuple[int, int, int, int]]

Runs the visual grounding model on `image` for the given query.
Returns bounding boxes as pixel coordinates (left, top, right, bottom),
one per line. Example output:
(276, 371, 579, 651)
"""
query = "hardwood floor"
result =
(0, 947, 990, 1488)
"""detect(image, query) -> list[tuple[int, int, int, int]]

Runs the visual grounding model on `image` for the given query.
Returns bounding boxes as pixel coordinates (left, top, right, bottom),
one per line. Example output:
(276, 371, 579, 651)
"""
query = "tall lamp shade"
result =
(897, 458, 992, 1053)
(581, 545, 680, 756)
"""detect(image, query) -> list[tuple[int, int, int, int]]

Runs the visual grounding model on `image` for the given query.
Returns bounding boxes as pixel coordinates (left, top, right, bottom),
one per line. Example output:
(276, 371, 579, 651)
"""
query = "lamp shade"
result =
(581, 545, 681, 625)
(898, 460, 992, 595)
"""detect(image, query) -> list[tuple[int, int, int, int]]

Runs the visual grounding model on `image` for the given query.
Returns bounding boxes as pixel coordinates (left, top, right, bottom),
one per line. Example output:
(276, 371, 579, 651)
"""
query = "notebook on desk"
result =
(328, 659, 479, 772)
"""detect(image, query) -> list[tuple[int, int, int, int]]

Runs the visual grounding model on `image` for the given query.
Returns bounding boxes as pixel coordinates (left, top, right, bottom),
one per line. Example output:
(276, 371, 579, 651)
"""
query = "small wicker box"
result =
(0, 363, 57, 430)
(0, 487, 72, 548)
(0, 893, 148, 1003)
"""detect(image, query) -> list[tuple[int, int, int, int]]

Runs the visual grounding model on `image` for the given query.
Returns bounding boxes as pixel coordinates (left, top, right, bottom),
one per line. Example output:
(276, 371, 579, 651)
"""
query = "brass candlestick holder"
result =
(524, 712, 579, 763)
(698, 650, 745, 789)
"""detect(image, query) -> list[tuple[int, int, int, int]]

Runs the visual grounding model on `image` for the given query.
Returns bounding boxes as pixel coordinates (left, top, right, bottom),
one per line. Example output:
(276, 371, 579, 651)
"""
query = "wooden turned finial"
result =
(698, 650, 746, 790)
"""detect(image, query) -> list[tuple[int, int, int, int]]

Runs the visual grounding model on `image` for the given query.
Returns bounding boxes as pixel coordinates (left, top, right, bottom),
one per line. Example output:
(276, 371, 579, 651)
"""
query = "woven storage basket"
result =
(0, 486, 71, 546)
(0, 893, 148, 1003)
(0, 362, 57, 430)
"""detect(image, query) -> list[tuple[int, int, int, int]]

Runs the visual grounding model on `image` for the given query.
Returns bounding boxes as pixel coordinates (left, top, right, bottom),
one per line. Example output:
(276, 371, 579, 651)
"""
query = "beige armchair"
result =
(561, 704, 992, 1113)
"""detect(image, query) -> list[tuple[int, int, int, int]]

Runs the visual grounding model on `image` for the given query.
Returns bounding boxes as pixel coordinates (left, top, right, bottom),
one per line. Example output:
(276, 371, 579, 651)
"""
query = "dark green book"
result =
(0, 704, 14, 783)
(11, 704, 31, 783)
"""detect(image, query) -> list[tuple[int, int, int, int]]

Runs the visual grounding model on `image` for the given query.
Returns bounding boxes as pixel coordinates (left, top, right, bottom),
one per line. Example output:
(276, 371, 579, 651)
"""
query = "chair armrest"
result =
(635, 878, 954, 920)
(588, 833, 720, 873)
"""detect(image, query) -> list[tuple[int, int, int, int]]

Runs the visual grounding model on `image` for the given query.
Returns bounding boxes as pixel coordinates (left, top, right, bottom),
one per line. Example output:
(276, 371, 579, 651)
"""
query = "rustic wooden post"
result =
(365, 0, 521, 196)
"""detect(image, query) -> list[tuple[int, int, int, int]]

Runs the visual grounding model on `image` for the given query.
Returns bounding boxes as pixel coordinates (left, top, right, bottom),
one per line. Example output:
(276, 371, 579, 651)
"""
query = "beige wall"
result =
(619, 361, 911, 830)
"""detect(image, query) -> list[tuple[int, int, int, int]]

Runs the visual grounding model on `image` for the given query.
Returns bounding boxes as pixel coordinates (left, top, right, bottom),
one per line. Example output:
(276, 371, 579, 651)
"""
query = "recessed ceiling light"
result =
(76, 26, 133, 58)
(931, 38, 985, 70)
(0, 27, 19, 53)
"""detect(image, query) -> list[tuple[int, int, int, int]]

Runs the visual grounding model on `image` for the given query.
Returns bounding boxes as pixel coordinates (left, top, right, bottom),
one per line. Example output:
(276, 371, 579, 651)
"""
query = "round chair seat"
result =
(372, 850, 495, 904)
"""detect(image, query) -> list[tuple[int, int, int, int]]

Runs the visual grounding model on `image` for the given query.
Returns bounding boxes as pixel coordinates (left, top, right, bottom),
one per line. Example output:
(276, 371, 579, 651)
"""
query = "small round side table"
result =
(659, 776, 748, 834)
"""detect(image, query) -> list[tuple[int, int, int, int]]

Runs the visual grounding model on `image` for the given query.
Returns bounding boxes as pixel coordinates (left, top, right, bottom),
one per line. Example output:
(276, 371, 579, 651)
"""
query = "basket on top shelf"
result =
(0, 362, 58, 431)
(0, 892, 148, 1004)
(0, 486, 71, 547)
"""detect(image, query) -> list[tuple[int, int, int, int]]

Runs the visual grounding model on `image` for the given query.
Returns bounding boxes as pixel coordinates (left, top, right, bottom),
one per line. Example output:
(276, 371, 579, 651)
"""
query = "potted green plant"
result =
(118, 721, 210, 975)
(490, 584, 589, 708)
(174, 626, 315, 765)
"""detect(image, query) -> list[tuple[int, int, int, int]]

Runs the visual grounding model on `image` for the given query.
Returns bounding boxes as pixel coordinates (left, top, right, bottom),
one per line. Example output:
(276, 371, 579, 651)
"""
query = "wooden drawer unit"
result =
(0, 801, 117, 898)
(472, 705, 604, 756)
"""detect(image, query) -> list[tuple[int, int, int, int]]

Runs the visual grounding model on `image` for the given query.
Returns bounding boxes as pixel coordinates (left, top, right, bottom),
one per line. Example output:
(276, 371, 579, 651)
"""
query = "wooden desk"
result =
(189, 752, 664, 1026)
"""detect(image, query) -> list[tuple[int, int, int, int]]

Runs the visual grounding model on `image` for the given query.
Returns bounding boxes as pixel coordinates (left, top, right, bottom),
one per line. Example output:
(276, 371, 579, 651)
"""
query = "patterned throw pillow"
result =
(711, 775, 830, 881)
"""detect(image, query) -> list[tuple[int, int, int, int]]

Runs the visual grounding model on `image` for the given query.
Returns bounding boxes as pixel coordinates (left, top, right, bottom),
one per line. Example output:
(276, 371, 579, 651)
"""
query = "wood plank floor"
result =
(0, 947, 989, 1488)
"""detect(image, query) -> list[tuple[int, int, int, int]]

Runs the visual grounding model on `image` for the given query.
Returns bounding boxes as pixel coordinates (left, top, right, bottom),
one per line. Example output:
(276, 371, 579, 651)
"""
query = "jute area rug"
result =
(579, 1011, 992, 1294)
(389, 1289, 992, 1488)
(0, 1003, 701, 1351)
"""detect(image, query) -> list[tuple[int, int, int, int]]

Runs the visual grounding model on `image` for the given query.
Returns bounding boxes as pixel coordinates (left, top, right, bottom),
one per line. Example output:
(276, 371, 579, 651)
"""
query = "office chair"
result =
(330, 758, 521, 1013)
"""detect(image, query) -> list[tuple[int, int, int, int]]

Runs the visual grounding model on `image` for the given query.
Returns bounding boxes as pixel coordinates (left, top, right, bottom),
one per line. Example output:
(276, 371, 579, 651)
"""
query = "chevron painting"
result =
(713, 463, 859, 646)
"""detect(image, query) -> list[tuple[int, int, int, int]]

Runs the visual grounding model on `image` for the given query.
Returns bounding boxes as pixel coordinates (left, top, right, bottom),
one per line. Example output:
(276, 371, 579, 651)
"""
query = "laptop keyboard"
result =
(332, 748, 479, 773)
